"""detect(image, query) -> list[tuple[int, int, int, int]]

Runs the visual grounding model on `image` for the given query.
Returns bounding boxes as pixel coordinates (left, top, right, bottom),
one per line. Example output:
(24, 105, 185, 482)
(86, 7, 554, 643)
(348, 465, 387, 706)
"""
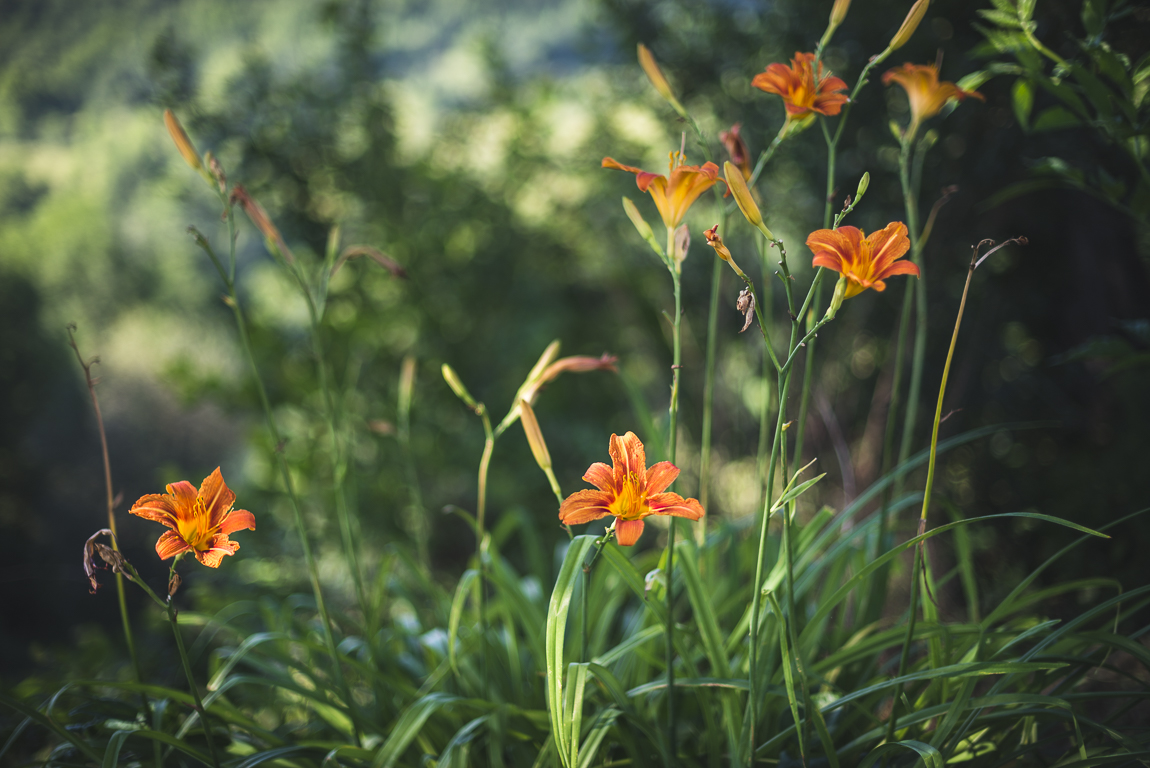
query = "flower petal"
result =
(194, 534, 240, 568)
(583, 462, 615, 491)
(647, 492, 705, 520)
(645, 461, 680, 495)
(129, 494, 180, 529)
(807, 226, 862, 273)
(156, 529, 192, 560)
(865, 222, 911, 273)
(615, 518, 646, 547)
(166, 481, 197, 504)
(751, 62, 797, 97)
(609, 432, 647, 482)
(559, 489, 614, 525)
(219, 508, 256, 535)
(602, 157, 665, 193)
(198, 468, 236, 529)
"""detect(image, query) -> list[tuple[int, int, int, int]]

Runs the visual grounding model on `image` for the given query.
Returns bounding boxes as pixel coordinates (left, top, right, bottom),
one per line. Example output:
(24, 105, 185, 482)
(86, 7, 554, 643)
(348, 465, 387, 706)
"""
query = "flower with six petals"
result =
(602, 154, 722, 230)
(558, 432, 704, 546)
(752, 52, 848, 119)
(806, 222, 919, 300)
(882, 63, 984, 139)
(129, 468, 255, 567)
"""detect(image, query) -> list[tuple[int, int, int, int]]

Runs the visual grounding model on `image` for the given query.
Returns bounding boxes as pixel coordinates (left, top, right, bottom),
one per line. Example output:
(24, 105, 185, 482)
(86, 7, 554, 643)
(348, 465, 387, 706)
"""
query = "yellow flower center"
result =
(176, 497, 215, 551)
(609, 473, 650, 521)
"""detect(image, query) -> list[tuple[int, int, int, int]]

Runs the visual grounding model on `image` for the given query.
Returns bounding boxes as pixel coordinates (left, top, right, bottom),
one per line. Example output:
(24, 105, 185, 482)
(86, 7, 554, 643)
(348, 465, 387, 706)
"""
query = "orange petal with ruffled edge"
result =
(609, 432, 647, 483)
(194, 534, 241, 568)
(645, 461, 679, 495)
(648, 492, 705, 520)
(130, 494, 181, 529)
(615, 518, 646, 546)
(583, 462, 614, 491)
(559, 489, 615, 525)
(808, 226, 863, 272)
(156, 529, 193, 560)
(219, 508, 256, 535)
(197, 468, 236, 528)
(866, 222, 913, 275)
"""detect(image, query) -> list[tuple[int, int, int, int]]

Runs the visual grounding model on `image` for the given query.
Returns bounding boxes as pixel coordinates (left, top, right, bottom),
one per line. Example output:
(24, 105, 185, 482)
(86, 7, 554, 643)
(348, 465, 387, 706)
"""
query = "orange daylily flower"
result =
(806, 222, 919, 299)
(882, 63, 984, 138)
(752, 52, 848, 118)
(602, 153, 722, 229)
(558, 432, 703, 546)
(129, 468, 255, 567)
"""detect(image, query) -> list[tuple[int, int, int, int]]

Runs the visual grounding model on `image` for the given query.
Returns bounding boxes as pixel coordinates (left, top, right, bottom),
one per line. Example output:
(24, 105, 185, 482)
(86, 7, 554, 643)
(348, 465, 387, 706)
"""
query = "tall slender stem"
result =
(699, 214, 726, 532)
(476, 407, 495, 699)
(664, 224, 683, 762)
(166, 566, 221, 768)
(895, 136, 927, 498)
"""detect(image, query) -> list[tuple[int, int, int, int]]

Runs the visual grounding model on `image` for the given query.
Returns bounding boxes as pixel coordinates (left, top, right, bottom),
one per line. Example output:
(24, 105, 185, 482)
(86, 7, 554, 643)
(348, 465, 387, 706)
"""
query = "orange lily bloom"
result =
(752, 52, 848, 118)
(558, 432, 703, 546)
(602, 153, 722, 229)
(882, 63, 984, 138)
(806, 222, 918, 299)
(129, 468, 255, 567)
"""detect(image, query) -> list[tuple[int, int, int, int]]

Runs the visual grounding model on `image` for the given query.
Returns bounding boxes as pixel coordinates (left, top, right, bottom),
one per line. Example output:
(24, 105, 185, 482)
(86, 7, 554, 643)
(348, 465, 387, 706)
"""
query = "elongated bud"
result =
(672, 224, 690, 268)
(164, 109, 202, 171)
(637, 44, 688, 118)
(724, 161, 775, 240)
(855, 172, 870, 204)
(622, 197, 667, 260)
(891, 0, 929, 50)
(704, 225, 746, 278)
(399, 356, 416, 417)
(830, 0, 851, 27)
(824, 275, 849, 319)
(441, 364, 478, 410)
(518, 399, 552, 471)
(525, 340, 561, 390)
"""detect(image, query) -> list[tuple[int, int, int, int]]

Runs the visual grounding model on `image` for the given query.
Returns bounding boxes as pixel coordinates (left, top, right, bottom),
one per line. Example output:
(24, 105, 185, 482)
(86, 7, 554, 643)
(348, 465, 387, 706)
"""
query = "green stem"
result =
(166, 564, 221, 768)
(699, 213, 726, 531)
(197, 209, 360, 744)
(885, 542, 923, 745)
(476, 406, 495, 699)
(665, 224, 683, 762)
(895, 135, 927, 499)
(397, 358, 430, 573)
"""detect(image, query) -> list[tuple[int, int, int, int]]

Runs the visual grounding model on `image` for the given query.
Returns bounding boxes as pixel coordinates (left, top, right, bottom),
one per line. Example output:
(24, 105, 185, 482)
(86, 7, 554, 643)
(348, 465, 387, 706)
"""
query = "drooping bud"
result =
(518, 398, 552, 471)
(891, 0, 929, 50)
(230, 185, 296, 264)
(441, 364, 478, 411)
(703, 224, 746, 278)
(719, 123, 752, 180)
(163, 109, 203, 171)
(205, 151, 227, 194)
(637, 43, 689, 118)
(723, 162, 774, 241)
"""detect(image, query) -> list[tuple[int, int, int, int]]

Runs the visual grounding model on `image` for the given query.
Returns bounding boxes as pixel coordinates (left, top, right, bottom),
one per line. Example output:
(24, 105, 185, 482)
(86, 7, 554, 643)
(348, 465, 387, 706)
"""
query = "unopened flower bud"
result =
(622, 196, 667, 261)
(637, 43, 688, 118)
(719, 123, 751, 180)
(672, 224, 690, 267)
(855, 172, 870, 203)
(891, 0, 929, 50)
(164, 109, 202, 171)
(824, 275, 849, 320)
(724, 162, 774, 241)
(518, 399, 552, 471)
(205, 151, 227, 194)
(830, 0, 851, 27)
(442, 364, 478, 411)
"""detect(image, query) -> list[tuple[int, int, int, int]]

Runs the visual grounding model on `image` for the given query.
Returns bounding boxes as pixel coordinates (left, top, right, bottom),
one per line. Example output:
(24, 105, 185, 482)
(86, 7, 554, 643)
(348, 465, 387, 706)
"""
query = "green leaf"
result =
(1033, 106, 1082, 131)
(234, 746, 311, 768)
(859, 740, 944, 768)
(1012, 79, 1034, 129)
(0, 691, 102, 763)
(978, 9, 1023, 28)
(448, 569, 479, 674)
(770, 473, 826, 516)
(574, 708, 620, 768)
(766, 592, 806, 765)
(371, 693, 460, 768)
(102, 730, 133, 768)
(545, 536, 598, 768)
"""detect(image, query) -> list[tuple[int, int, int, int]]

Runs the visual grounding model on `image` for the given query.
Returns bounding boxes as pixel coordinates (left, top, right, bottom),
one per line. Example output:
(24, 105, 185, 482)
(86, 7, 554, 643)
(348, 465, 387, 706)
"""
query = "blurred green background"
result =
(1, 0, 1147, 685)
